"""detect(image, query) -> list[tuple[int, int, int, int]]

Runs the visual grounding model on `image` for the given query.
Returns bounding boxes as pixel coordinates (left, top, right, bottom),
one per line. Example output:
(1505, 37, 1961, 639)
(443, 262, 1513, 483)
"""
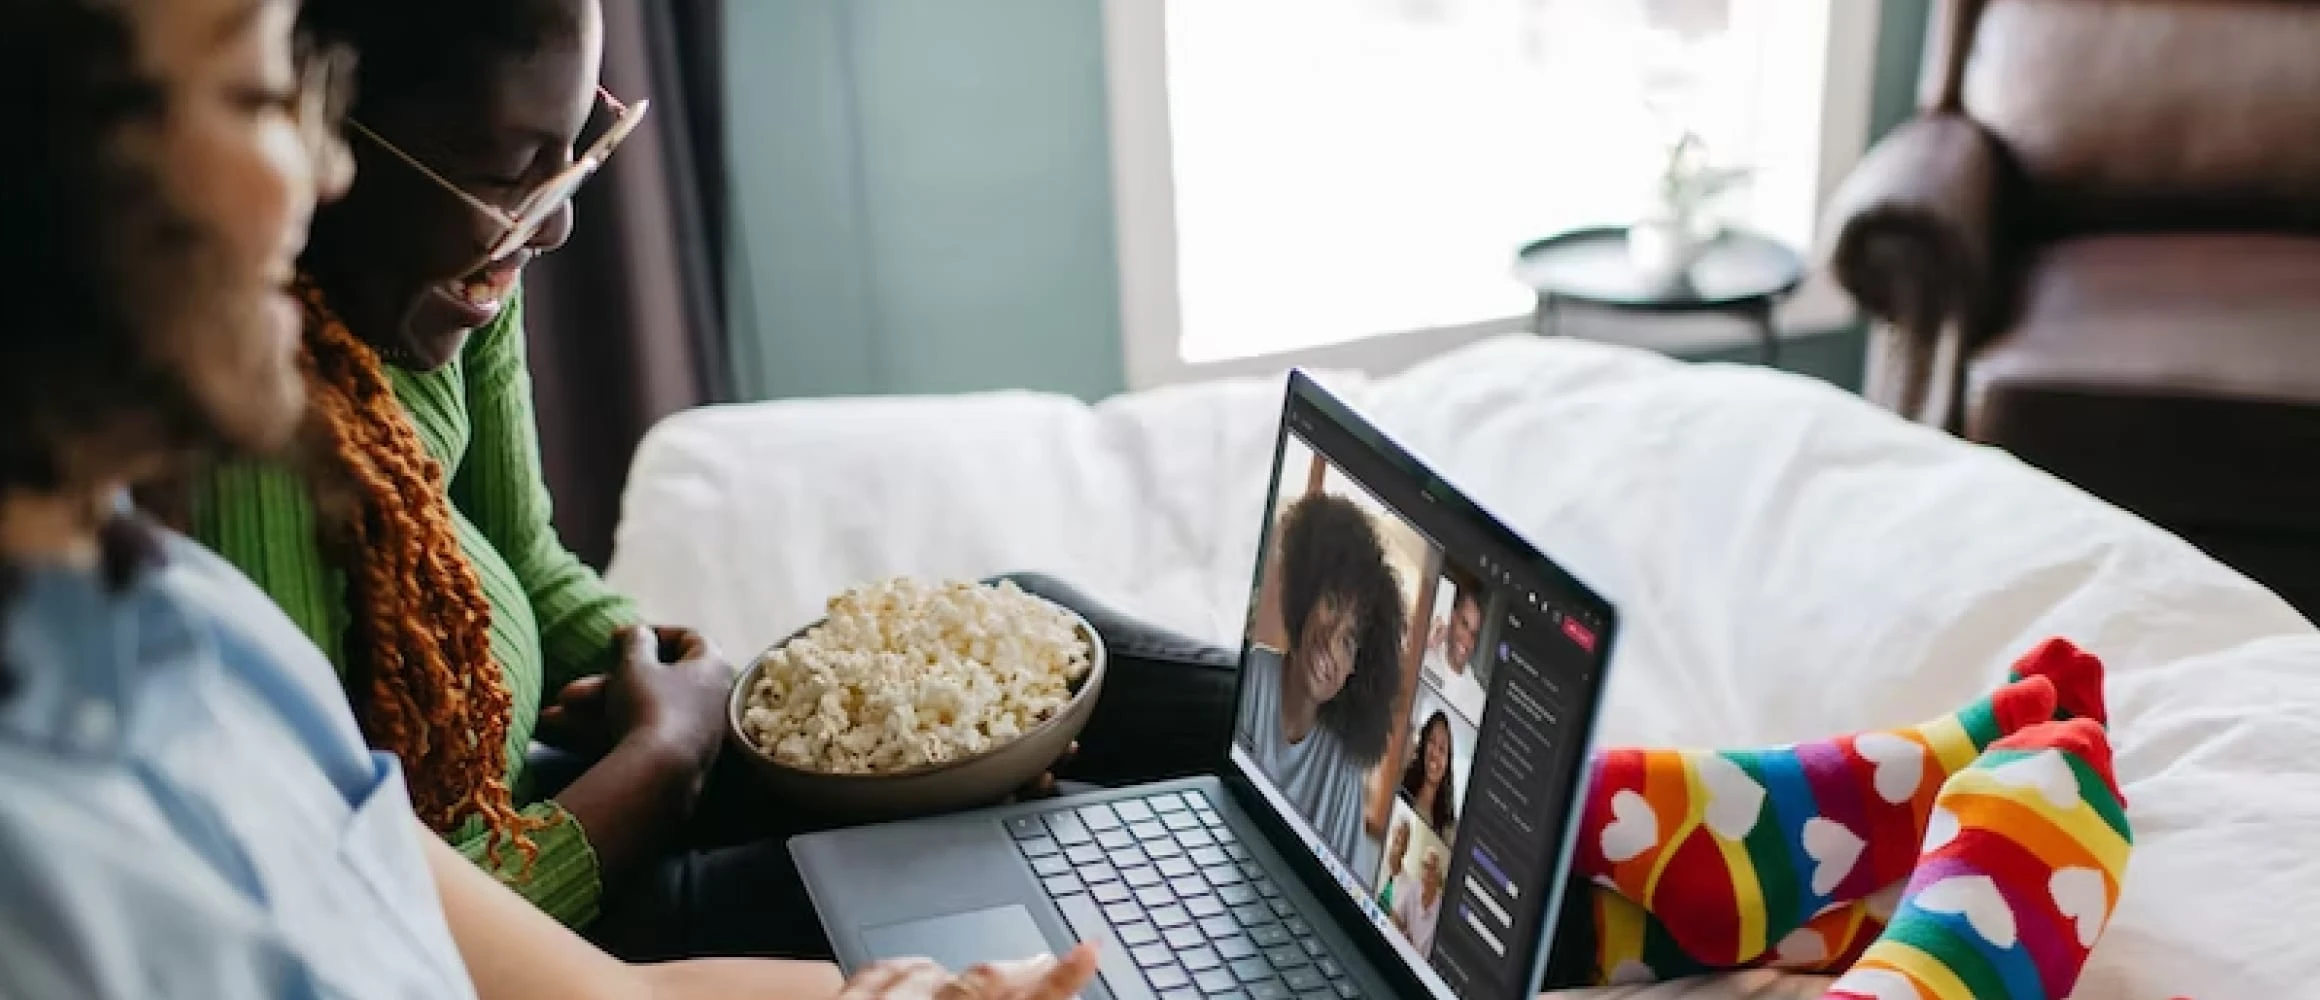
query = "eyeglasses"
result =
(347, 86, 650, 262)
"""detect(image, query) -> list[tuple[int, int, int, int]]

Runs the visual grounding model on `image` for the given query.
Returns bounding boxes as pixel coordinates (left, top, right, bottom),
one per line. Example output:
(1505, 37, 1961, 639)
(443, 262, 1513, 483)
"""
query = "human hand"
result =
(835, 943, 1099, 1000)
(535, 673, 612, 754)
(539, 625, 734, 772)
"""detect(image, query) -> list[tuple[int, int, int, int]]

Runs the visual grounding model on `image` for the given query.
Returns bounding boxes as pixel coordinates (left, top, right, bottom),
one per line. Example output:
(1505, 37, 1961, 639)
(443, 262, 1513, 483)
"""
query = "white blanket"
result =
(609, 336, 2320, 1000)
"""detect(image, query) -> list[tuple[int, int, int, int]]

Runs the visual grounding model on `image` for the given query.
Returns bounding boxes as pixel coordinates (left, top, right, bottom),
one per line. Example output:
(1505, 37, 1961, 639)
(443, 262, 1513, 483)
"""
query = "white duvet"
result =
(609, 336, 2320, 1000)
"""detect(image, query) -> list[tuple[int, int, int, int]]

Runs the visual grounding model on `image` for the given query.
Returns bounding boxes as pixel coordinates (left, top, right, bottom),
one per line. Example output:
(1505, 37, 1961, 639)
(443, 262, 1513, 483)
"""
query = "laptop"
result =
(792, 370, 1618, 1000)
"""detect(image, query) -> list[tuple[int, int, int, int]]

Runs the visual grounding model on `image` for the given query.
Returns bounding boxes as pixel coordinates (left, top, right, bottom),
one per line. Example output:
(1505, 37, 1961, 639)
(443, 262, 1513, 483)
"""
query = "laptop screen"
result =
(1228, 374, 1614, 1000)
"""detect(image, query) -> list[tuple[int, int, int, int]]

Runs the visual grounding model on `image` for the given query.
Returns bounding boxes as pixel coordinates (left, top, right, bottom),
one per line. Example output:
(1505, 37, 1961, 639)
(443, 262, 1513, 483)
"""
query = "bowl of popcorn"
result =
(727, 577, 1106, 820)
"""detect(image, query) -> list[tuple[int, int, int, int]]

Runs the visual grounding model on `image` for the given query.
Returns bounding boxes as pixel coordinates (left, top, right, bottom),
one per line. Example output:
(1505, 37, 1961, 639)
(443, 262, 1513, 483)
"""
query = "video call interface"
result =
(1231, 403, 1608, 1000)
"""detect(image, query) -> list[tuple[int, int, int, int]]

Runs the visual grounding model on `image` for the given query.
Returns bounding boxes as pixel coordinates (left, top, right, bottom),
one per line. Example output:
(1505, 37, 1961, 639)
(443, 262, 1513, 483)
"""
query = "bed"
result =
(607, 336, 2320, 1000)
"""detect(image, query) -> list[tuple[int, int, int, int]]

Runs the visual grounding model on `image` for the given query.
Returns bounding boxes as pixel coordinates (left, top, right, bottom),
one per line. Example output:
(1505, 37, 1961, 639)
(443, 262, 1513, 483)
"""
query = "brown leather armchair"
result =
(1823, 0, 2320, 620)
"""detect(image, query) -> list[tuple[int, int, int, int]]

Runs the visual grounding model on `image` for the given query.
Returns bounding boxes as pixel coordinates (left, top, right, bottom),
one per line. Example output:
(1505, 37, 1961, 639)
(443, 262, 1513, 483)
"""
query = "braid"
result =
(294, 278, 543, 866)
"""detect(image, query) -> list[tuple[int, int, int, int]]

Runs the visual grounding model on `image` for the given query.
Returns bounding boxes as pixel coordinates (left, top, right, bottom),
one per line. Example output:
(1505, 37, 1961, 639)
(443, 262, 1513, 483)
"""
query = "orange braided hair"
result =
(294, 277, 542, 865)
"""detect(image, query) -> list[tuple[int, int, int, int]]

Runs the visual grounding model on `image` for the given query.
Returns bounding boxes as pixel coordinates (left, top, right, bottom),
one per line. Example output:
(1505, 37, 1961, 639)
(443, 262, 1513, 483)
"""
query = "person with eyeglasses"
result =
(0, 0, 1100, 997)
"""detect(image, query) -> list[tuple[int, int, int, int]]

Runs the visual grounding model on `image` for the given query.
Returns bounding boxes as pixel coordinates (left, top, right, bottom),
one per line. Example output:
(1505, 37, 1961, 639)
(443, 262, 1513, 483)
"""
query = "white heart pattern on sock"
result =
(1922, 805, 1961, 851)
(1989, 749, 2082, 810)
(1773, 926, 1828, 966)
(1853, 732, 1928, 804)
(1911, 874, 2018, 948)
(1600, 790, 1659, 863)
(1607, 960, 1657, 985)
(2049, 866, 2110, 948)
(1694, 753, 1767, 840)
(1830, 968, 1924, 1000)
(1801, 817, 1866, 896)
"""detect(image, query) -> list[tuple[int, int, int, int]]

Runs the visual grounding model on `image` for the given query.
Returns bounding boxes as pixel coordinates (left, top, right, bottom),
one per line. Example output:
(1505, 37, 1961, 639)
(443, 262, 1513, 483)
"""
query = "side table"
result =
(1512, 226, 1805, 364)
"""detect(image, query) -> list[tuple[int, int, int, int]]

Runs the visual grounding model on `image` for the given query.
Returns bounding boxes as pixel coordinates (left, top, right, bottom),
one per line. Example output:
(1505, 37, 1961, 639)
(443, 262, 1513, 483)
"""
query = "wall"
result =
(725, 0, 1126, 402)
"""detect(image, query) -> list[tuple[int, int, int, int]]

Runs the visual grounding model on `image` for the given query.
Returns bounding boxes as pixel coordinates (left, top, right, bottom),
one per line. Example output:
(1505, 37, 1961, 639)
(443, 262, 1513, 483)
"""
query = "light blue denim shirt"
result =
(0, 531, 475, 999)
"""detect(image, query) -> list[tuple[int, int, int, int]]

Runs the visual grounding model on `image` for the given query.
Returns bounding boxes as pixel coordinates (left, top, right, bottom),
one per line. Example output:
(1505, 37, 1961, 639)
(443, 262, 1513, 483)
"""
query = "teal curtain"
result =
(1871, 0, 1932, 139)
(724, 0, 1126, 402)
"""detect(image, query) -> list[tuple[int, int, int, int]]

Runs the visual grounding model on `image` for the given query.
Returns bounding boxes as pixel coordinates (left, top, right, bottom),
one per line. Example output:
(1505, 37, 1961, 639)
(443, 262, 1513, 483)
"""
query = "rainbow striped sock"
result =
(1576, 671, 2065, 966)
(2005, 637, 2109, 726)
(1586, 888, 1895, 984)
(1586, 889, 1720, 985)
(1824, 718, 2131, 1000)
(1769, 888, 1898, 975)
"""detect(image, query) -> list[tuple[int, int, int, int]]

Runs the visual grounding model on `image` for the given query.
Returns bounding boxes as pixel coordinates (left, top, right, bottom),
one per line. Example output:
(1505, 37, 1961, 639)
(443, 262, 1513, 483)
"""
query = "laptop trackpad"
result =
(860, 904, 1055, 973)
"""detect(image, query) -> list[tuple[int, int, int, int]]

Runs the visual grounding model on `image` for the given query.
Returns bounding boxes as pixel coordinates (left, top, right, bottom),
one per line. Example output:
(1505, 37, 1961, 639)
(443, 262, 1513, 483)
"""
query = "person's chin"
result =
(396, 292, 488, 370)
(1303, 667, 1335, 699)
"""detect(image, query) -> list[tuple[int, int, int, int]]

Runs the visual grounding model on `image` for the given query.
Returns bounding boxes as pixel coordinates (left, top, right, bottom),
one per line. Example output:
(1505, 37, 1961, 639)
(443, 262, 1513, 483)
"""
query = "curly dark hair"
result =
(0, 0, 199, 695)
(3, 0, 168, 495)
(299, 0, 580, 114)
(1276, 492, 1406, 764)
(1399, 711, 1458, 834)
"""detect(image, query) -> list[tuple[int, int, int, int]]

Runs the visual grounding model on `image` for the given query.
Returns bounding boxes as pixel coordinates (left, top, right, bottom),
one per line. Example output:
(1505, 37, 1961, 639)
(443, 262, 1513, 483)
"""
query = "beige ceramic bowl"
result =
(725, 604, 1106, 822)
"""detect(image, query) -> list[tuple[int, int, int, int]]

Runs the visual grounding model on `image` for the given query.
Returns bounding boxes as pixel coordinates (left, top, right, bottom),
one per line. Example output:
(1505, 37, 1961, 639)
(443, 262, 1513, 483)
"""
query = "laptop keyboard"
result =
(1007, 789, 1362, 1000)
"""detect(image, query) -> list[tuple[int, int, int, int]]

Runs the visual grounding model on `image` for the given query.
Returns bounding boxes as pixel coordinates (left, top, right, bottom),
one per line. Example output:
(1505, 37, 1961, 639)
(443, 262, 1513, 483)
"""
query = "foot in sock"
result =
(1767, 886, 1900, 975)
(1587, 890, 1719, 985)
(2006, 637, 2108, 726)
(1589, 889, 1895, 984)
(1824, 718, 2131, 1000)
(1577, 673, 2062, 966)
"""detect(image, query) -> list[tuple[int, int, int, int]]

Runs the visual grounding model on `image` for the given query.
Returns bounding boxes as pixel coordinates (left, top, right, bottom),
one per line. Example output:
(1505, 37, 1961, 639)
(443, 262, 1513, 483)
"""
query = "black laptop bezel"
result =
(1217, 369, 1620, 1000)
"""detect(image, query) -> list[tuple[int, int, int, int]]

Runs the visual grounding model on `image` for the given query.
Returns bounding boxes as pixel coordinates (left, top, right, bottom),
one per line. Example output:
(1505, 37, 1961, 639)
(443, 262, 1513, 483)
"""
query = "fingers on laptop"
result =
(839, 956, 947, 998)
(939, 942, 1101, 1000)
(841, 942, 1098, 1000)
(1029, 942, 1103, 999)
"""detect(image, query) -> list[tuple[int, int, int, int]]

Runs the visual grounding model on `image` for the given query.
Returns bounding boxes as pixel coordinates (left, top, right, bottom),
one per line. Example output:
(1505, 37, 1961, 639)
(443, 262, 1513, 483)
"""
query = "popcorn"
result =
(741, 578, 1092, 774)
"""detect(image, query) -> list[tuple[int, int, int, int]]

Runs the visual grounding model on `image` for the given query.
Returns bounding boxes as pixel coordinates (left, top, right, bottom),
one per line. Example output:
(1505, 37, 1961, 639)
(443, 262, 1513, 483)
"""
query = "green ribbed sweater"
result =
(187, 293, 638, 929)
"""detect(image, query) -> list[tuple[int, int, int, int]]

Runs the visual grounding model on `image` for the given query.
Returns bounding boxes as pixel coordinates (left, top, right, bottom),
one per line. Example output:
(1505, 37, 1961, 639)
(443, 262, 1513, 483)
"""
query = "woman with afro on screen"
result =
(1234, 491, 1406, 877)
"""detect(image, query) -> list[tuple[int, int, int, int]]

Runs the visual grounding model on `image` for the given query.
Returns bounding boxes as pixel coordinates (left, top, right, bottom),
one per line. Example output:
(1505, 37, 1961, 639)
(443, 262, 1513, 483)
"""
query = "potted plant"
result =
(1628, 130, 1748, 284)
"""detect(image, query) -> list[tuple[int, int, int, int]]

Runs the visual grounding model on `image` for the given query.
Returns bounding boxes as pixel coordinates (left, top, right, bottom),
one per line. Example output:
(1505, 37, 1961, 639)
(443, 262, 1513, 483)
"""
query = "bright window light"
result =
(1162, 0, 1833, 364)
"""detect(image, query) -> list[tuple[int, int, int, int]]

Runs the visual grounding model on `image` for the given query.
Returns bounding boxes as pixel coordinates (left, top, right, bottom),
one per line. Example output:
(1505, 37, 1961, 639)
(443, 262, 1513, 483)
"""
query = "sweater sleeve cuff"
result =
(543, 594, 646, 690)
(458, 800, 605, 929)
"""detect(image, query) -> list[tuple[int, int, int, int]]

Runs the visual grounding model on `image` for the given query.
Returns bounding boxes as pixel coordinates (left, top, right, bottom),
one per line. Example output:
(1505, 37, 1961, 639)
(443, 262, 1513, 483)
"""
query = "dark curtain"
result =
(522, 0, 730, 569)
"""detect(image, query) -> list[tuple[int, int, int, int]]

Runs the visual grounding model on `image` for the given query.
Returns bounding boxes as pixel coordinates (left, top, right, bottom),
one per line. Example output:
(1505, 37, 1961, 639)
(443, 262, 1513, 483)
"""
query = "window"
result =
(1107, 0, 1877, 386)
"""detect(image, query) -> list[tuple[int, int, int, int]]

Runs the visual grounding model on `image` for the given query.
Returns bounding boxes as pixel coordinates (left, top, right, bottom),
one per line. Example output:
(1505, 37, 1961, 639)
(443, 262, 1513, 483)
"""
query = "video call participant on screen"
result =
(1399, 710, 1460, 839)
(1236, 492, 1404, 877)
(1432, 575, 1482, 668)
(1376, 819, 1413, 911)
(1392, 847, 1446, 954)
(1422, 569, 1488, 721)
